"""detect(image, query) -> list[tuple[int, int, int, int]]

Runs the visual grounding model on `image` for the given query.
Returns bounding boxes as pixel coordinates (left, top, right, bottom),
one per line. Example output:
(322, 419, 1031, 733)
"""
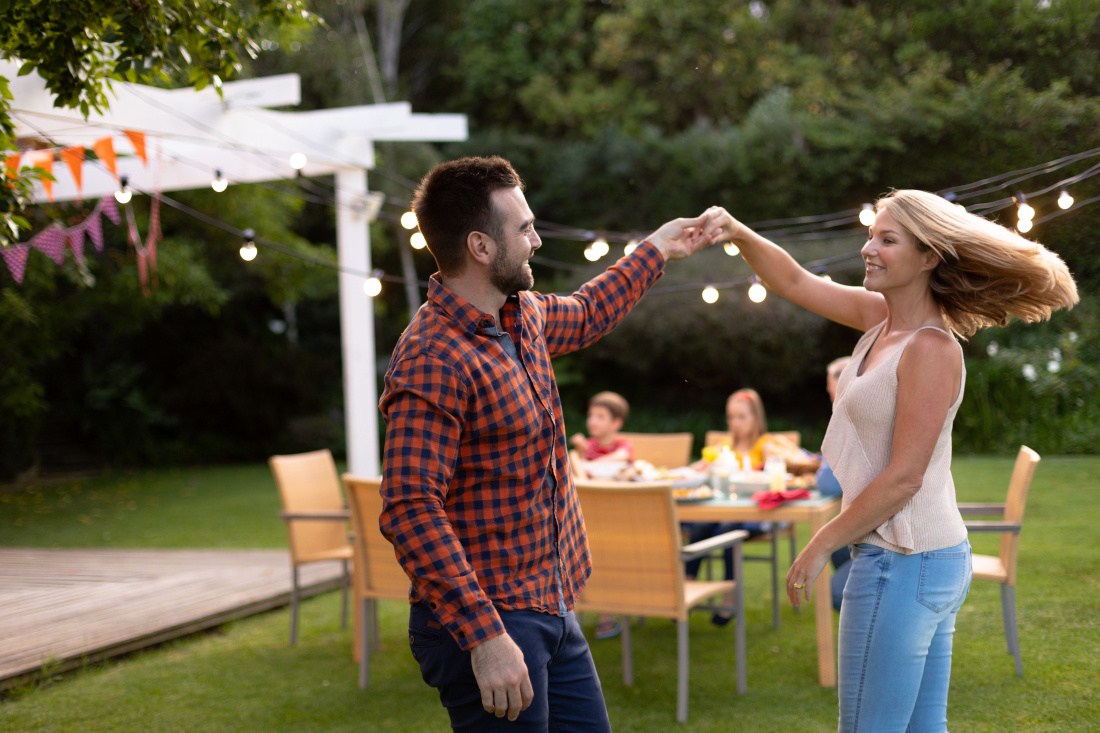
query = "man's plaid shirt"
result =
(379, 242, 665, 650)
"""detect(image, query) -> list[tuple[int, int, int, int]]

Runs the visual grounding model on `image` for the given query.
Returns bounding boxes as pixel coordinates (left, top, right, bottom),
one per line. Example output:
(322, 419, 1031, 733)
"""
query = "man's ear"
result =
(466, 230, 495, 267)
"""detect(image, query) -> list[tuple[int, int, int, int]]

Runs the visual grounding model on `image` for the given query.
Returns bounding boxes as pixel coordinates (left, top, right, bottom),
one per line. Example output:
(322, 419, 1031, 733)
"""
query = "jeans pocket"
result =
(917, 549, 970, 613)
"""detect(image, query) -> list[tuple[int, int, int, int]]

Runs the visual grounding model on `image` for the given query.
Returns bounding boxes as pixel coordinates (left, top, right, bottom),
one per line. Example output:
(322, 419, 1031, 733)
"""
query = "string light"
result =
(1017, 218, 1033, 233)
(114, 175, 132, 204)
(623, 239, 639, 255)
(858, 203, 875, 227)
(288, 152, 307, 170)
(723, 241, 740, 256)
(702, 285, 719, 304)
(239, 228, 257, 261)
(400, 211, 418, 229)
(748, 279, 767, 303)
(211, 169, 228, 193)
(363, 270, 383, 297)
(583, 246, 600, 262)
(410, 232, 427, 249)
(1058, 187, 1074, 209)
(1015, 192, 1035, 222)
(821, 273, 832, 282)
(590, 237, 609, 258)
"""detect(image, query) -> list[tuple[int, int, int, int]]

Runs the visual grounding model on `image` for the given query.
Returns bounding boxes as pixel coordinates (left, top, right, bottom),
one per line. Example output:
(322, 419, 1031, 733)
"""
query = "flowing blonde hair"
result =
(875, 190, 1079, 338)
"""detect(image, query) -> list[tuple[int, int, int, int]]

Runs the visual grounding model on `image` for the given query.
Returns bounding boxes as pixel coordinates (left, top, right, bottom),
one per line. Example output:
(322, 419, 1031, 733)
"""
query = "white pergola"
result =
(6, 60, 467, 476)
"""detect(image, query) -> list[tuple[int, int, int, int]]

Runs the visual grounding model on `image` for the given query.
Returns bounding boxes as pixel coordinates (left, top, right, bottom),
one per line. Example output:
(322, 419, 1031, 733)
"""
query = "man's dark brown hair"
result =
(411, 156, 524, 276)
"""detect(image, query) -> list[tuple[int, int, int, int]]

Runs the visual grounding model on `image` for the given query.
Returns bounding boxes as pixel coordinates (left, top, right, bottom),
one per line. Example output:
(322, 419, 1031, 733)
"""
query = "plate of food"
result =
(672, 485, 715, 502)
(666, 467, 708, 490)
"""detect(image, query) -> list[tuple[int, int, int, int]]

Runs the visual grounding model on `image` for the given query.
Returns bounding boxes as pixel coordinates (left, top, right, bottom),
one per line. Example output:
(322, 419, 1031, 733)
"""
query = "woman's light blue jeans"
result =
(837, 539, 972, 733)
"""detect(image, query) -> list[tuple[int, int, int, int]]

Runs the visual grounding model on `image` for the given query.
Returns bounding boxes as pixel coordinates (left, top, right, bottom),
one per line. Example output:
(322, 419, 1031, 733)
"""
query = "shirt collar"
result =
(427, 273, 523, 337)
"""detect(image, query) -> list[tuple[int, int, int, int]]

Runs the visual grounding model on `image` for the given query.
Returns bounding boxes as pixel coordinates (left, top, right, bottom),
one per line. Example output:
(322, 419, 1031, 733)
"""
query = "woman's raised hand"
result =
(703, 206, 748, 246)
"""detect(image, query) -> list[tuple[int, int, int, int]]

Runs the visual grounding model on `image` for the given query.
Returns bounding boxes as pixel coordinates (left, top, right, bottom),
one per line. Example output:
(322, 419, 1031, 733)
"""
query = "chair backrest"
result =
(269, 449, 348, 565)
(342, 474, 411, 599)
(574, 480, 687, 619)
(704, 430, 801, 448)
(618, 432, 693, 469)
(1002, 445, 1040, 585)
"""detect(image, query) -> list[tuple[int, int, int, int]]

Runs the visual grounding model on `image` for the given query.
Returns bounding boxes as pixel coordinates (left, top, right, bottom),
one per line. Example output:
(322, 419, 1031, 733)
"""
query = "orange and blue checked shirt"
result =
(379, 242, 665, 650)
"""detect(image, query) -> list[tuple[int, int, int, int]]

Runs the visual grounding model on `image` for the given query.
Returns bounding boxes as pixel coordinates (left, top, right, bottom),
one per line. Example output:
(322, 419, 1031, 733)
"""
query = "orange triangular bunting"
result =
(4, 153, 19, 180)
(61, 145, 85, 198)
(123, 130, 147, 166)
(25, 150, 54, 202)
(92, 137, 117, 178)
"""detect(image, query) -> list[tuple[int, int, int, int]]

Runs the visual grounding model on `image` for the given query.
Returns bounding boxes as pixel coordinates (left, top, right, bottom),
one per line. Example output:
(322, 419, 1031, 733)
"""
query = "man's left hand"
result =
(646, 214, 713, 261)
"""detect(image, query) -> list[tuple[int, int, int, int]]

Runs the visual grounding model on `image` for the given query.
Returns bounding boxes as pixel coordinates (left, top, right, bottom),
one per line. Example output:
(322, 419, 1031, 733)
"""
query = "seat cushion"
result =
(971, 552, 1008, 583)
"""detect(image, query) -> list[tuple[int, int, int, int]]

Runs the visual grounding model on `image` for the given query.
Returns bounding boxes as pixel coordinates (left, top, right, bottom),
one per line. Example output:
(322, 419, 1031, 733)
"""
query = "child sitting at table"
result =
(570, 391, 634, 463)
(570, 391, 634, 640)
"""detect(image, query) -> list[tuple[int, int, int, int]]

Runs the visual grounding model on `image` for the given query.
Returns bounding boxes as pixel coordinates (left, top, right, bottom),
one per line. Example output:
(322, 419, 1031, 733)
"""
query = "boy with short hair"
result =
(570, 391, 634, 462)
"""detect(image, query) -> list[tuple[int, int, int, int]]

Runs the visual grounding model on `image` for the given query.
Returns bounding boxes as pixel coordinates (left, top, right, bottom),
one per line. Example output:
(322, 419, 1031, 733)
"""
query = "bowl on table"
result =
(582, 460, 632, 480)
(730, 471, 772, 498)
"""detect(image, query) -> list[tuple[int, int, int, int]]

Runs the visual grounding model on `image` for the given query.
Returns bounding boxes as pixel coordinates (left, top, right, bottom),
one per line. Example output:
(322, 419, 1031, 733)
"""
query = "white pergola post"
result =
(336, 167, 378, 476)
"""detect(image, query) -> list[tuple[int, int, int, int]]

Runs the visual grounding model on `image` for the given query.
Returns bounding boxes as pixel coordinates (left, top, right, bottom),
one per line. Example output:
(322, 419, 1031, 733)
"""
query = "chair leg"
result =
(676, 619, 689, 723)
(620, 616, 634, 686)
(290, 566, 300, 646)
(770, 531, 781, 629)
(370, 598, 381, 649)
(787, 525, 799, 615)
(735, 543, 746, 695)
(340, 559, 350, 630)
(359, 597, 370, 688)
(1002, 584, 1022, 676)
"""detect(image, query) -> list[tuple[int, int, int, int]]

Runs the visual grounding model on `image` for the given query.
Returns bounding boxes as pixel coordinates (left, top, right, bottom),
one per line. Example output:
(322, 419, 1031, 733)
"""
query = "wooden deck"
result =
(0, 548, 345, 691)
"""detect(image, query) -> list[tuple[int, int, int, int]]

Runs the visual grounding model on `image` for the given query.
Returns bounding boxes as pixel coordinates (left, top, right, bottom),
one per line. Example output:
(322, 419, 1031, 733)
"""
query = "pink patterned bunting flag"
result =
(100, 196, 120, 225)
(68, 225, 86, 264)
(86, 206, 104, 251)
(31, 226, 67, 265)
(1, 243, 30, 284)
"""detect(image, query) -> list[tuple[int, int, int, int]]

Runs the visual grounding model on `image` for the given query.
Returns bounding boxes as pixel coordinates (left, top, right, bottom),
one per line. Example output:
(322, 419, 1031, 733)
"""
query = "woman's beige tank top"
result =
(821, 320, 968, 554)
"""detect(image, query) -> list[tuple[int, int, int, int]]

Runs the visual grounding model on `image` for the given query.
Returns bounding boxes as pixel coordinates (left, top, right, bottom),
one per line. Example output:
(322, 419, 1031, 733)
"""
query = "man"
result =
(378, 156, 711, 731)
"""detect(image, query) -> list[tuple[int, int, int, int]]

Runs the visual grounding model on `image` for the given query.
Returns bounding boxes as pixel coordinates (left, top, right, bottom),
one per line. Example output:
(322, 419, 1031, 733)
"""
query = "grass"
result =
(1, 456, 1098, 731)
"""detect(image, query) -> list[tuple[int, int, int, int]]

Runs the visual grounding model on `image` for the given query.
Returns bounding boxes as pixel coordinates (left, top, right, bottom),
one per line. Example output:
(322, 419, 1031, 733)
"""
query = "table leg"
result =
(352, 560, 363, 663)
(809, 512, 837, 687)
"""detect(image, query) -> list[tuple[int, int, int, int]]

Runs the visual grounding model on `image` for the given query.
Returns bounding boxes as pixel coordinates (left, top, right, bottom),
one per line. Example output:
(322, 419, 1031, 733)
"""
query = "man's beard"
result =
(489, 246, 534, 295)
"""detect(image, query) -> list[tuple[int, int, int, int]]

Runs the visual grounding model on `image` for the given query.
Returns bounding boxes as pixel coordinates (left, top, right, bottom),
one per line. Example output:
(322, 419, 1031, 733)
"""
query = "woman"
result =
(704, 190, 1077, 732)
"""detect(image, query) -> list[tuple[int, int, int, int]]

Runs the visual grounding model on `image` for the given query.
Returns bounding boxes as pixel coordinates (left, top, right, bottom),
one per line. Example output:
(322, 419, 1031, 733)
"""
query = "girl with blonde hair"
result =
(703, 190, 1076, 732)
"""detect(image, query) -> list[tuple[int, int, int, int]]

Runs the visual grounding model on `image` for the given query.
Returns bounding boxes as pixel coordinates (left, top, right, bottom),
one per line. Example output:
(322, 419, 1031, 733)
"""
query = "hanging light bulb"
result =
(748, 281, 767, 303)
(239, 228, 258, 261)
(623, 239, 639, 256)
(410, 232, 427, 249)
(1017, 218, 1033, 234)
(723, 241, 740, 256)
(583, 246, 600, 262)
(702, 285, 719, 304)
(364, 275, 383, 297)
(590, 237, 609, 258)
(211, 170, 228, 193)
(1015, 193, 1034, 222)
(1058, 187, 1074, 210)
(821, 273, 833, 282)
(400, 211, 418, 229)
(858, 203, 875, 227)
(114, 175, 132, 204)
(288, 152, 308, 170)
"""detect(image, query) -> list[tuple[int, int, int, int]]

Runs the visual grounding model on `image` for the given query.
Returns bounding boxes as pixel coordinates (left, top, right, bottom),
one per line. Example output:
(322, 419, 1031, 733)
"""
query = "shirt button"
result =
(429, 601, 437, 609)
(457, 630, 466, 638)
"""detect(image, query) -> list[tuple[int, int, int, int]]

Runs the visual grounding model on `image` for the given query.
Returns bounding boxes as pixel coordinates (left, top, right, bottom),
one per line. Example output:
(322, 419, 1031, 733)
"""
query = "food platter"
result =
(672, 485, 715, 502)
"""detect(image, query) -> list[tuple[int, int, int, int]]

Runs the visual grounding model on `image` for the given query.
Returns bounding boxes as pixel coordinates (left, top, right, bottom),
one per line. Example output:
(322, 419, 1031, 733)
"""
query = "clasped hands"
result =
(646, 206, 748, 260)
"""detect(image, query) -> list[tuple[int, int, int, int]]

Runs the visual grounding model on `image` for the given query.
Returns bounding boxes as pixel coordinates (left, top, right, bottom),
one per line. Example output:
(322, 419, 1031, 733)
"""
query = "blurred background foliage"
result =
(3, 0, 1099, 480)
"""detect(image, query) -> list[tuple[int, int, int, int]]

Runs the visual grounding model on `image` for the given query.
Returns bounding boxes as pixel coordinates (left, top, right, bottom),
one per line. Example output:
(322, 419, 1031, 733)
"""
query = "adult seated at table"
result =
(818, 356, 854, 611)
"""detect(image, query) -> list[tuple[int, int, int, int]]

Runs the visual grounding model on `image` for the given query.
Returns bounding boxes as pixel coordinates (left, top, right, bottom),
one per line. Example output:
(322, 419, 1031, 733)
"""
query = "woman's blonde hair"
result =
(875, 190, 1079, 338)
(727, 388, 767, 441)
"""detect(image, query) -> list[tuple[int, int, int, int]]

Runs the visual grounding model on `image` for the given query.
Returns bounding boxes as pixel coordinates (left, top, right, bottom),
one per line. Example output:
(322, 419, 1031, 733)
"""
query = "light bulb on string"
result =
(211, 170, 228, 193)
(623, 239, 639, 256)
(239, 228, 258, 261)
(821, 273, 832, 282)
(289, 152, 308, 171)
(583, 246, 600, 262)
(400, 211, 418, 229)
(1015, 192, 1034, 222)
(114, 175, 132, 204)
(410, 232, 427, 249)
(1017, 218, 1033, 234)
(858, 203, 875, 227)
(590, 237, 609, 258)
(748, 279, 767, 303)
(363, 271, 383, 297)
(702, 285, 719, 304)
(1058, 187, 1074, 210)
(723, 241, 740, 256)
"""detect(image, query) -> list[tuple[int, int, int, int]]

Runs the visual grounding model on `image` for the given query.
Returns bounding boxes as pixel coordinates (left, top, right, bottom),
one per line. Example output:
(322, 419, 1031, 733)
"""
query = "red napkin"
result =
(751, 488, 811, 509)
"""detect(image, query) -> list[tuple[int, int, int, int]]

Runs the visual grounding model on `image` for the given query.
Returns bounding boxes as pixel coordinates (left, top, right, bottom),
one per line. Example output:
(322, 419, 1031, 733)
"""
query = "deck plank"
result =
(0, 548, 346, 689)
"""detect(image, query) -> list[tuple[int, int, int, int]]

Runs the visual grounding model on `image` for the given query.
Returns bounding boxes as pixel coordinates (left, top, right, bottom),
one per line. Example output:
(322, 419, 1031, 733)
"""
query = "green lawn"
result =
(1, 456, 1098, 732)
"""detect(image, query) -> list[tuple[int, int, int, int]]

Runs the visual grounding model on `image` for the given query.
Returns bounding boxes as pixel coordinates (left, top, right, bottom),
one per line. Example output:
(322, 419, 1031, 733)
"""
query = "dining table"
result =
(674, 491, 842, 687)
